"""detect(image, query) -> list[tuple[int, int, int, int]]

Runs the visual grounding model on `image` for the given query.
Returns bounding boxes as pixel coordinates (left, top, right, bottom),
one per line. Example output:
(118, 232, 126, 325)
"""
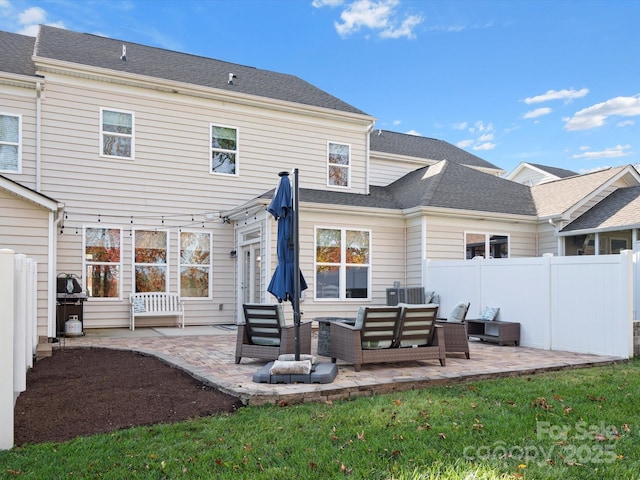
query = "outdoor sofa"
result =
(330, 305, 445, 371)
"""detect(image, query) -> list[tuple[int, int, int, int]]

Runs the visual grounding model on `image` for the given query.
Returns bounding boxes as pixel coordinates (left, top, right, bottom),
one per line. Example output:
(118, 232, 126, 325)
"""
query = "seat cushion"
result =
(446, 302, 469, 323)
(355, 306, 395, 349)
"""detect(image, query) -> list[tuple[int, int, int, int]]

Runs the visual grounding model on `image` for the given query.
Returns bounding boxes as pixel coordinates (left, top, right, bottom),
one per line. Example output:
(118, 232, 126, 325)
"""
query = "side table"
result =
(466, 319, 520, 346)
(315, 317, 356, 357)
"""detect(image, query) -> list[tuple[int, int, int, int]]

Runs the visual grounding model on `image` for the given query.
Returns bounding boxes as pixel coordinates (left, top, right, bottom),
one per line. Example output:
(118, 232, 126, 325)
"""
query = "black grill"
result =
(56, 274, 87, 337)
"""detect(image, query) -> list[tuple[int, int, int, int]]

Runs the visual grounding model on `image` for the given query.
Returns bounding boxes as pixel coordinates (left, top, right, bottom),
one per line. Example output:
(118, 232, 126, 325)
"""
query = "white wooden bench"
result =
(129, 292, 185, 331)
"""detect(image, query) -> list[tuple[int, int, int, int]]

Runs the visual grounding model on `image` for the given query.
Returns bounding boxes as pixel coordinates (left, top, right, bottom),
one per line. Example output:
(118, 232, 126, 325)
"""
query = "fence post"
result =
(0, 249, 15, 450)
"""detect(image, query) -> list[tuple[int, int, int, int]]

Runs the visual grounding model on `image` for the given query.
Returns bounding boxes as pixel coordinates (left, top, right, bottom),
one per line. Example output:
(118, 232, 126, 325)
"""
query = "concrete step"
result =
(36, 336, 52, 360)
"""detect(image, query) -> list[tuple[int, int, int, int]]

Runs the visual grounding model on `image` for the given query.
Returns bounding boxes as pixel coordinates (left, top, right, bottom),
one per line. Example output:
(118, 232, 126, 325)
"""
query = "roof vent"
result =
(228, 73, 236, 84)
(120, 45, 127, 61)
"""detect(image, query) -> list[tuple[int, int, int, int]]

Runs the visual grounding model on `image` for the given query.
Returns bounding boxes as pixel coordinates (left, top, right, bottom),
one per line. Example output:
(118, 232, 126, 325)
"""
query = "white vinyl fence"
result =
(424, 252, 634, 359)
(1, 249, 38, 450)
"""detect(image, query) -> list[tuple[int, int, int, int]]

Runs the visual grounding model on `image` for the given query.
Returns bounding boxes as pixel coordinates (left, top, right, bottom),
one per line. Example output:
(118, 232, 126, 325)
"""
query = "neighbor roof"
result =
(32, 25, 368, 116)
(0, 31, 37, 77)
(370, 129, 501, 171)
(527, 163, 578, 179)
(561, 185, 640, 233)
(531, 166, 628, 218)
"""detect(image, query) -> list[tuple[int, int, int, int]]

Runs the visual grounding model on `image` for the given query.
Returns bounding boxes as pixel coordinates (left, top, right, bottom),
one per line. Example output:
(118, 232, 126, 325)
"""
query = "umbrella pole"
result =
(292, 168, 301, 361)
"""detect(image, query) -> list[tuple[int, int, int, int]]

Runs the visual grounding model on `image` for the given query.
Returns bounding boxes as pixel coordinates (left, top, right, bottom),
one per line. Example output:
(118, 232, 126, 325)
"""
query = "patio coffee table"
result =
(315, 317, 356, 357)
(466, 319, 520, 346)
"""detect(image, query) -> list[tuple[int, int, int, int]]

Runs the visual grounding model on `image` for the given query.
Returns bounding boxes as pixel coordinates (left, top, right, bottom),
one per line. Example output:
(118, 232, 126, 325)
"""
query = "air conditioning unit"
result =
(386, 287, 425, 306)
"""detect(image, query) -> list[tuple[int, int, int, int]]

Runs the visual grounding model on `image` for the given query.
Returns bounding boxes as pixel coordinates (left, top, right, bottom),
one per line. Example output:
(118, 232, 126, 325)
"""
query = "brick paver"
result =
(61, 326, 624, 406)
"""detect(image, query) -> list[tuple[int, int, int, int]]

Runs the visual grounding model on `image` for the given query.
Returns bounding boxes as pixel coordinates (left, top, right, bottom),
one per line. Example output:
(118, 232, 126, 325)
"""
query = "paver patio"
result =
(59, 325, 625, 406)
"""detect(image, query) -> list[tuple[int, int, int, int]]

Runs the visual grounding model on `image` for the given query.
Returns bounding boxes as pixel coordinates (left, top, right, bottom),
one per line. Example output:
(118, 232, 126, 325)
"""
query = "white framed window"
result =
(0, 113, 21, 173)
(179, 230, 212, 298)
(327, 141, 350, 187)
(84, 226, 122, 298)
(465, 232, 509, 259)
(133, 229, 169, 293)
(211, 124, 238, 175)
(100, 108, 134, 159)
(315, 227, 370, 300)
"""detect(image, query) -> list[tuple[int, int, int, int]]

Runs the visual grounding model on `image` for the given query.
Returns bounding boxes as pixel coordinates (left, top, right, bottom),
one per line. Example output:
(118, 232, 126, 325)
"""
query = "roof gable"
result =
(33, 25, 367, 116)
(531, 166, 640, 218)
(370, 129, 502, 172)
(0, 175, 61, 211)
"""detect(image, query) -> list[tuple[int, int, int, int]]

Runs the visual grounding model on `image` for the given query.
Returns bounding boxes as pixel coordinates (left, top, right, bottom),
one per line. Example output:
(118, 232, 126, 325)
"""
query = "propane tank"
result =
(65, 315, 83, 337)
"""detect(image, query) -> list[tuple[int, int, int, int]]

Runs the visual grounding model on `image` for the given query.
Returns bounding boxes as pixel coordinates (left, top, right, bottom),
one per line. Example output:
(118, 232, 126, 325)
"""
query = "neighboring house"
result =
(1, 26, 639, 340)
(506, 161, 578, 185)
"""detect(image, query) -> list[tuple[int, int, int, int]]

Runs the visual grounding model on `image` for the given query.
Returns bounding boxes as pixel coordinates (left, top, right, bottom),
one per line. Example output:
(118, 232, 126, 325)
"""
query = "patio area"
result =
(57, 325, 625, 406)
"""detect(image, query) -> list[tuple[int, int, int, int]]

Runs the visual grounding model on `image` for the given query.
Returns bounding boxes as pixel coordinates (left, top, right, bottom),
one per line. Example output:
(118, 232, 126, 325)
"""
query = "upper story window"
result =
(101, 108, 134, 159)
(327, 142, 350, 187)
(211, 125, 238, 175)
(0, 113, 21, 173)
(179, 230, 212, 298)
(134, 230, 168, 293)
(84, 226, 122, 298)
(315, 227, 370, 300)
(465, 232, 509, 259)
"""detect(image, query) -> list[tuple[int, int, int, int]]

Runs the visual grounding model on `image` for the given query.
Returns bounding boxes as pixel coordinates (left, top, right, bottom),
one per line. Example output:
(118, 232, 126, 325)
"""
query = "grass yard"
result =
(2, 358, 639, 479)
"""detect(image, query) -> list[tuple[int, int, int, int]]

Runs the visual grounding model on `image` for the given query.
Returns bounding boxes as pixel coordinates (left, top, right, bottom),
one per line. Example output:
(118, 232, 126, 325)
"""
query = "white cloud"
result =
(405, 129, 421, 136)
(478, 133, 494, 142)
(312, 0, 344, 6)
(331, 0, 423, 39)
(523, 107, 552, 119)
(18, 6, 46, 25)
(617, 120, 635, 127)
(392, 119, 401, 126)
(456, 139, 474, 148)
(564, 96, 640, 131)
(572, 144, 632, 159)
(451, 122, 467, 130)
(473, 142, 496, 151)
(524, 88, 589, 104)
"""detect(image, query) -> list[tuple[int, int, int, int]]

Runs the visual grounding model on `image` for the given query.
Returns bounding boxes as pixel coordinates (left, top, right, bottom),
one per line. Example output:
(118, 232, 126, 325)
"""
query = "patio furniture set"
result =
(235, 296, 520, 373)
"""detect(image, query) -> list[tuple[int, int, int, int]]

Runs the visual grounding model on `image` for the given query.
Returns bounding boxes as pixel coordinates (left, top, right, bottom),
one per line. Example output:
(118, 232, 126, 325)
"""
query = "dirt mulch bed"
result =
(14, 348, 244, 445)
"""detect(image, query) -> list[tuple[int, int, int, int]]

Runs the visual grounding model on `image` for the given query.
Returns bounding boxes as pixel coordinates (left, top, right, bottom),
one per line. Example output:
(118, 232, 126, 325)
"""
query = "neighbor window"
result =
(101, 108, 134, 158)
(84, 227, 122, 298)
(134, 230, 168, 292)
(211, 124, 238, 175)
(465, 232, 509, 259)
(0, 113, 21, 173)
(315, 227, 370, 299)
(327, 142, 350, 187)
(179, 230, 212, 298)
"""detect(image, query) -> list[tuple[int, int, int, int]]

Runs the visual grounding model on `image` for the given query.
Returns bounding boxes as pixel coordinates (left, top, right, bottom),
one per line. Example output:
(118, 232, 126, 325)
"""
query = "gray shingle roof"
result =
(370, 129, 501, 171)
(561, 185, 640, 232)
(33, 25, 368, 116)
(0, 31, 36, 76)
(259, 160, 535, 216)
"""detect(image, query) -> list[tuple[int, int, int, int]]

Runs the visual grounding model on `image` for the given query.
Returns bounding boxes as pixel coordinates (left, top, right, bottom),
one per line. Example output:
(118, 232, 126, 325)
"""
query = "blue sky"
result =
(2, 0, 639, 174)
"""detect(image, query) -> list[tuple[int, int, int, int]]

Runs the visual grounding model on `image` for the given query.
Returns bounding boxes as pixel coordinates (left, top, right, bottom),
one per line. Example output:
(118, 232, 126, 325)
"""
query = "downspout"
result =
(48, 208, 64, 338)
(365, 123, 374, 195)
(36, 82, 42, 191)
(548, 218, 562, 255)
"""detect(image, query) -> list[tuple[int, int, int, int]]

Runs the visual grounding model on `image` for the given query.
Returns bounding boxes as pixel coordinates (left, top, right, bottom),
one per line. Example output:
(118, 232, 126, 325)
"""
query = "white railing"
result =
(424, 252, 634, 359)
(0, 249, 39, 450)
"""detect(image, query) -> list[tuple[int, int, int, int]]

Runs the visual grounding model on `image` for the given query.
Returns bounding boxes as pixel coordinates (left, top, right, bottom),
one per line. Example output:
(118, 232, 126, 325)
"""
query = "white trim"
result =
(326, 141, 351, 189)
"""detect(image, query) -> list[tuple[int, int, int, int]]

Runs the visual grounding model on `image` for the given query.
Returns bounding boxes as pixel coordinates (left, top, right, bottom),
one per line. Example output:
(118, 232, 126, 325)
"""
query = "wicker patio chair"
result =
(436, 301, 471, 359)
(235, 303, 312, 364)
(330, 305, 445, 371)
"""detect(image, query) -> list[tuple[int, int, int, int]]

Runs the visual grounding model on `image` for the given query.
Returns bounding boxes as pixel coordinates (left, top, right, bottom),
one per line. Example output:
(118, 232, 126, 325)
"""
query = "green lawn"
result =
(2, 358, 639, 479)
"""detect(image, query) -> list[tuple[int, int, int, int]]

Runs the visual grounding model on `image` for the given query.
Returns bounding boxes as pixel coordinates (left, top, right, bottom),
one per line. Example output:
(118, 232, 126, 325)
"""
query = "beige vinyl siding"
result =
(369, 153, 431, 187)
(509, 168, 552, 186)
(37, 74, 371, 327)
(0, 190, 51, 337)
(537, 223, 559, 255)
(405, 219, 422, 286)
(0, 85, 37, 187)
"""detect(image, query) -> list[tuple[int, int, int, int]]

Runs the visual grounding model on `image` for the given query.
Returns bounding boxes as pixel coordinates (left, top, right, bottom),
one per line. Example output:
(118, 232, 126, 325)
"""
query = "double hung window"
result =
(0, 113, 21, 173)
(179, 230, 212, 298)
(84, 227, 122, 298)
(327, 142, 350, 187)
(101, 108, 134, 159)
(211, 125, 238, 175)
(465, 232, 509, 259)
(315, 227, 370, 299)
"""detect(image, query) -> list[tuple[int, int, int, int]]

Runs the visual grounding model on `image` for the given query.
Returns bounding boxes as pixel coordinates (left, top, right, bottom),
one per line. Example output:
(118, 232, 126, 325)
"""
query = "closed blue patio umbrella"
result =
(267, 170, 307, 359)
